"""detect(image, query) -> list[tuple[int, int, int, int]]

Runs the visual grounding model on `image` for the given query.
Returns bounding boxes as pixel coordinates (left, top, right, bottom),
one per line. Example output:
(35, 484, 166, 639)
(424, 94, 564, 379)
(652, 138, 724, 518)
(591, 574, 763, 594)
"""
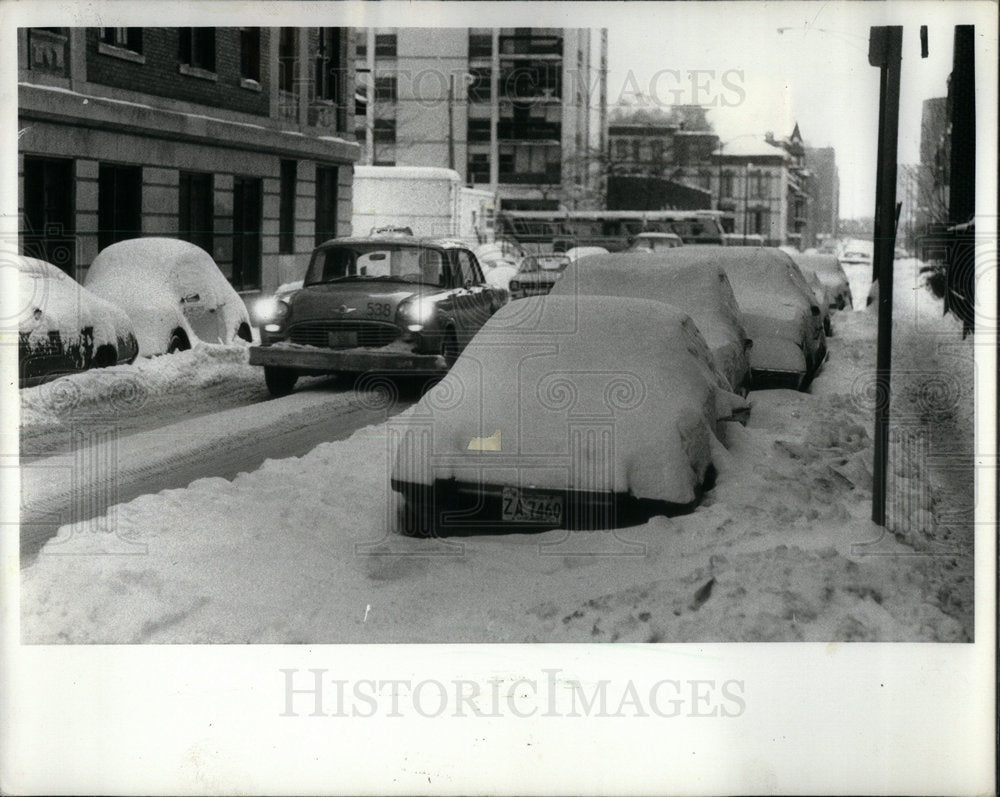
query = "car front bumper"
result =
(249, 343, 448, 375)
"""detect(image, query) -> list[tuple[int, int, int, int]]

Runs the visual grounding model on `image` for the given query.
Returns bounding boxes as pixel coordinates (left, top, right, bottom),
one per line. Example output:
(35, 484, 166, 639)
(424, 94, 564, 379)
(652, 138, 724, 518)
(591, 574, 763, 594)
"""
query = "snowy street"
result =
(19, 258, 977, 643)
(18, 349, 417, 562)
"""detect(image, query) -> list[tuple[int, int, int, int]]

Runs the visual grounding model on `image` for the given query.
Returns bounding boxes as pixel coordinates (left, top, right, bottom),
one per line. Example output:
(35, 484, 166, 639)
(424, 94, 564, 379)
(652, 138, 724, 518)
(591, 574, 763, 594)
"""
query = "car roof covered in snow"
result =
(393, 294, 746, 505)
(656, 246, 815, 310)
(788, 252, 847, 277)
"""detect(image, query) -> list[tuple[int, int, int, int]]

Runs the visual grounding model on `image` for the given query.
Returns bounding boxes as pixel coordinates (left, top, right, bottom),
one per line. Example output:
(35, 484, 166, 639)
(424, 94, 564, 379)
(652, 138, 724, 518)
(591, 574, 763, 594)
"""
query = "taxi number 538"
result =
(367, 302, 392, 318)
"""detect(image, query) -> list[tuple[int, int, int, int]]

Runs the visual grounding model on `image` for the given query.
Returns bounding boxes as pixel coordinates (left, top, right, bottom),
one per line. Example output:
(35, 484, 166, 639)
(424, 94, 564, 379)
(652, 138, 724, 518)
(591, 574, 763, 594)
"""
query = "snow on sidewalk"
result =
(20, 259, 975, 643)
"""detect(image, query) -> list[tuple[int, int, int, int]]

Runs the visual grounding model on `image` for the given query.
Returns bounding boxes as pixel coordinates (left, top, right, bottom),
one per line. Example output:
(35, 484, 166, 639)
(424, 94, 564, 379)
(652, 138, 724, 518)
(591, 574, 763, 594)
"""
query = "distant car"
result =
(370, 225, 415, 237)
(391, 295, 750, 536)
(659, 247, 826, 389)
(564, 246, 610, 262)
(85, 238, 252, 356)
(627, 233, 683, 252)
(548, 253, 752, 395)
(840, 246, 873, 267)
(508, 254, 573, 300)
(788, 253, 853, 311)
(249, 237, 507, 396)
(18, 255, 139, 387)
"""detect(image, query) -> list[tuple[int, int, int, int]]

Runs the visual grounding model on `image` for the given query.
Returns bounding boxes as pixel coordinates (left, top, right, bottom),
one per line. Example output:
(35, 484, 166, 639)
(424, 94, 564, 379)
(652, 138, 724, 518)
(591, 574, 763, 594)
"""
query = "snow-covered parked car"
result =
(84, 238, 252, 356)
(788, 252, 853, 311)
(508, 253, 572, 300)
(547, 253, 752, 394)
(840, 243, 873, 268)
(18, 255, 139, 387)
(391, 295, 749, 535)
(802, 269, 832, 336)
(660, 247, 826, 389)
(249, 237, 507, 396)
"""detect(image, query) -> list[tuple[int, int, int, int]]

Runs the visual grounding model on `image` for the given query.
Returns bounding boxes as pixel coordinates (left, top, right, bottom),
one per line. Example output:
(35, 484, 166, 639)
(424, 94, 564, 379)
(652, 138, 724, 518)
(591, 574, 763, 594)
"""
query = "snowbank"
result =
(20, 258, 975, 643)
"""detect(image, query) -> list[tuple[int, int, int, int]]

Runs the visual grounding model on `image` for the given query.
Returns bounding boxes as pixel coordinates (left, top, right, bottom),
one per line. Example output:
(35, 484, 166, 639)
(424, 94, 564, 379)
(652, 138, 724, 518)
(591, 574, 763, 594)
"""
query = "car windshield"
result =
(304, 244, 448, 287)
(519, 255, 571, 273)
(635, 236, 679, 251)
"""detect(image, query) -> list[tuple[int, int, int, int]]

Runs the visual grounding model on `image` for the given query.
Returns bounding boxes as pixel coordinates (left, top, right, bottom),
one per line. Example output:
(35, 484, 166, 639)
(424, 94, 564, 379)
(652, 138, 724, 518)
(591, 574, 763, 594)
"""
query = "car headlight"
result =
(510, 280, 520, 293)
(396, 298, 435, 331)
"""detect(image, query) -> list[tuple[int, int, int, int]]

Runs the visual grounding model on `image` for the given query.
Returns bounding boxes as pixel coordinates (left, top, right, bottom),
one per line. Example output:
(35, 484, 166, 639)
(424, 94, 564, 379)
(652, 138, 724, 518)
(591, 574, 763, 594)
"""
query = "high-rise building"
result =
(18, 27, 359, 295)
(353, 27, 608, 210)
(804, 146, 840, 246)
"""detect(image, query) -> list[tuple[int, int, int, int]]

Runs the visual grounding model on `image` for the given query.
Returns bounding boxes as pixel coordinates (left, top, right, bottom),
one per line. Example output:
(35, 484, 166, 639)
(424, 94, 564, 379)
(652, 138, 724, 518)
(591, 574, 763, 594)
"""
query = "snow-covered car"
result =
(564, 246, 609, 262)
(249, 237, 507, 396)
(508, 253, 572, 299)
(660, 247, 826, 389)
(84, 238, 252, 356)
(789, 253, 853, 311)
(802, 269, 832, 336)
(627, 233, 683, 252)
(840, 245, 873, 267)
(547, 253, 752, 394)
(725, 234, 767, 248)
(18, 255, 139, 387)
(391, 295, 750, 535)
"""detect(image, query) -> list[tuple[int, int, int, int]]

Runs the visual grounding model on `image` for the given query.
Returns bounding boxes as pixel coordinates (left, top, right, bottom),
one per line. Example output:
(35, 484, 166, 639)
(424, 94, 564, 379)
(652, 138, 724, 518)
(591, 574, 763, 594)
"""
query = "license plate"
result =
(328, 331, 358, 348)
(501, 486, 564, 524)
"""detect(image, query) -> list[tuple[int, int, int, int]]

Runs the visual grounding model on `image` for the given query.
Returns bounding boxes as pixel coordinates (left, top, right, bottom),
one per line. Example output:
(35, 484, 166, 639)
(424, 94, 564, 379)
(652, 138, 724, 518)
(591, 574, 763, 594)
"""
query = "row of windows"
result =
(97, 27, 342, 100)
(354, 33, 397, 58)
(22, 156, 341, 291)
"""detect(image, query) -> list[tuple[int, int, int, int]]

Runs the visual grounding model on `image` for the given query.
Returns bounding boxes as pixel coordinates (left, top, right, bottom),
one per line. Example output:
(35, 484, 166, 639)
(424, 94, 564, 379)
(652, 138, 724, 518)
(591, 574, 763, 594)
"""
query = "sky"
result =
(601, 2, 976, 219)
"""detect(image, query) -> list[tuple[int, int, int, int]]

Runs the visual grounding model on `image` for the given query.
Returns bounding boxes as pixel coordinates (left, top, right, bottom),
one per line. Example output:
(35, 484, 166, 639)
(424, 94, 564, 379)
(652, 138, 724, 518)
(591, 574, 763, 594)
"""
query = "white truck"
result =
(351, 166, 496, 246)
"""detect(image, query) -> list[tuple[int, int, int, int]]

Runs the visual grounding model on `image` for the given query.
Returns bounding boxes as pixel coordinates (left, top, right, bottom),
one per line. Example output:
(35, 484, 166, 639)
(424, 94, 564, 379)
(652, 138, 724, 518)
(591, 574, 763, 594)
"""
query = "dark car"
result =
(249, 237, 507, 396)
(18, 256, 139, 387)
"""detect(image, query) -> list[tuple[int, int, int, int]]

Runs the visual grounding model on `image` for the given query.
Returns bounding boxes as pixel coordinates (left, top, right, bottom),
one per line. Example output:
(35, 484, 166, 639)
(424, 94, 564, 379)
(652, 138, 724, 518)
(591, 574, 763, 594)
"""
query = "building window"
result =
(232, 176, 262, 291)
(179, 28, 216, 72)
(374, 75, 397, 102)
(240, 28, 261, 82)
(613, 139, 629, 161)
(355, 30, 367, 58)
(467, 153, 490, 184)
(315, 166, 339, 246)
(355, 84, 368, 119)
(22, 157, 75, 273)
(179, 172, 213, 255)
(373, 118, 396, 143)
(468, 119, 491, 143)
(315, 28, 342, 103)
(468, 67, 491, 102)
(468, 33, 492, 59)
(100, 28, 142, 53)
(374, 34, 397, 57)
(278, 28, 297, 93)
(721, 172, 735, 198)
(98, 164, 142, 252)
(279, 160, 297, 255)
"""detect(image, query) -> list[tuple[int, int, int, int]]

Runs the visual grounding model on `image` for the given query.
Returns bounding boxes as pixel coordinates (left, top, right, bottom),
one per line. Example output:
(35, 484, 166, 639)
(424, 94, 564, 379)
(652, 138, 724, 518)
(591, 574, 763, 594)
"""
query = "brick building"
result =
(18, 27, 359, 297)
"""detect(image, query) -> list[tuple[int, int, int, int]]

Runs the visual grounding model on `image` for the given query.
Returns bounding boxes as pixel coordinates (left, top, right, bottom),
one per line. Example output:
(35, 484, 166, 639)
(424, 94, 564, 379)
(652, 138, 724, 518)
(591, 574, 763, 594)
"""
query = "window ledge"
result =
(240, 77, 262, 92)
(179, 63, 218, 82)
(98, 41, 145, 64)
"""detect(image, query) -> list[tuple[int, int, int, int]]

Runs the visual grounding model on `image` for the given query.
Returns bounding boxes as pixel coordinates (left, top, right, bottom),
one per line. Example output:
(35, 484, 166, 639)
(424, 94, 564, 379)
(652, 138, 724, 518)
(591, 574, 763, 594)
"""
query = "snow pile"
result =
(84, 238, 251, 356)
(20, 344, 259, 438)
(548, 254, 751, 391)
(18, 256, 134, 350)
(393, 295, 747, 504)
(20, 258, 974, 643)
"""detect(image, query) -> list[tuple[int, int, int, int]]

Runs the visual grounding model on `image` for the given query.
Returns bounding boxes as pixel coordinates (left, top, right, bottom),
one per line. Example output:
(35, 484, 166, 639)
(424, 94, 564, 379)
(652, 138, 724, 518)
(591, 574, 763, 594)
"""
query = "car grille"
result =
(287, 321, 400, 349)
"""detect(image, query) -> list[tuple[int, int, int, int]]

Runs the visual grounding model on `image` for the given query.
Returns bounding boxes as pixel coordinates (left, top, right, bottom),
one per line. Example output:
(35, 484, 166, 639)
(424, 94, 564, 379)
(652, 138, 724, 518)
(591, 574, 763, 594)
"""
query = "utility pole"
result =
(447, 74, 455, 171)
(868, 25, 903, 527)
(365, 28, 375, 165)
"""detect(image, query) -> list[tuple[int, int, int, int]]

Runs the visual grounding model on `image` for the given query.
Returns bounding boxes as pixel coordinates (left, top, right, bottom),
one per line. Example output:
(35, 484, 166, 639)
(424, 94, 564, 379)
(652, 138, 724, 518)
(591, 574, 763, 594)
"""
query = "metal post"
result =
(447, 74, 455, 171)
(365, 28, 375, 165)
(868, 25, 903, 527)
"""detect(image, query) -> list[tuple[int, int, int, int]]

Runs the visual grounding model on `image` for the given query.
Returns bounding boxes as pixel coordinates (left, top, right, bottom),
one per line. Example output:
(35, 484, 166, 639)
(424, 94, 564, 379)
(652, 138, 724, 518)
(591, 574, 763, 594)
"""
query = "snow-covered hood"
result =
(84, 238, 250, 356)
(18, 256, 135, 349)
(392, 295, 748, 505)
